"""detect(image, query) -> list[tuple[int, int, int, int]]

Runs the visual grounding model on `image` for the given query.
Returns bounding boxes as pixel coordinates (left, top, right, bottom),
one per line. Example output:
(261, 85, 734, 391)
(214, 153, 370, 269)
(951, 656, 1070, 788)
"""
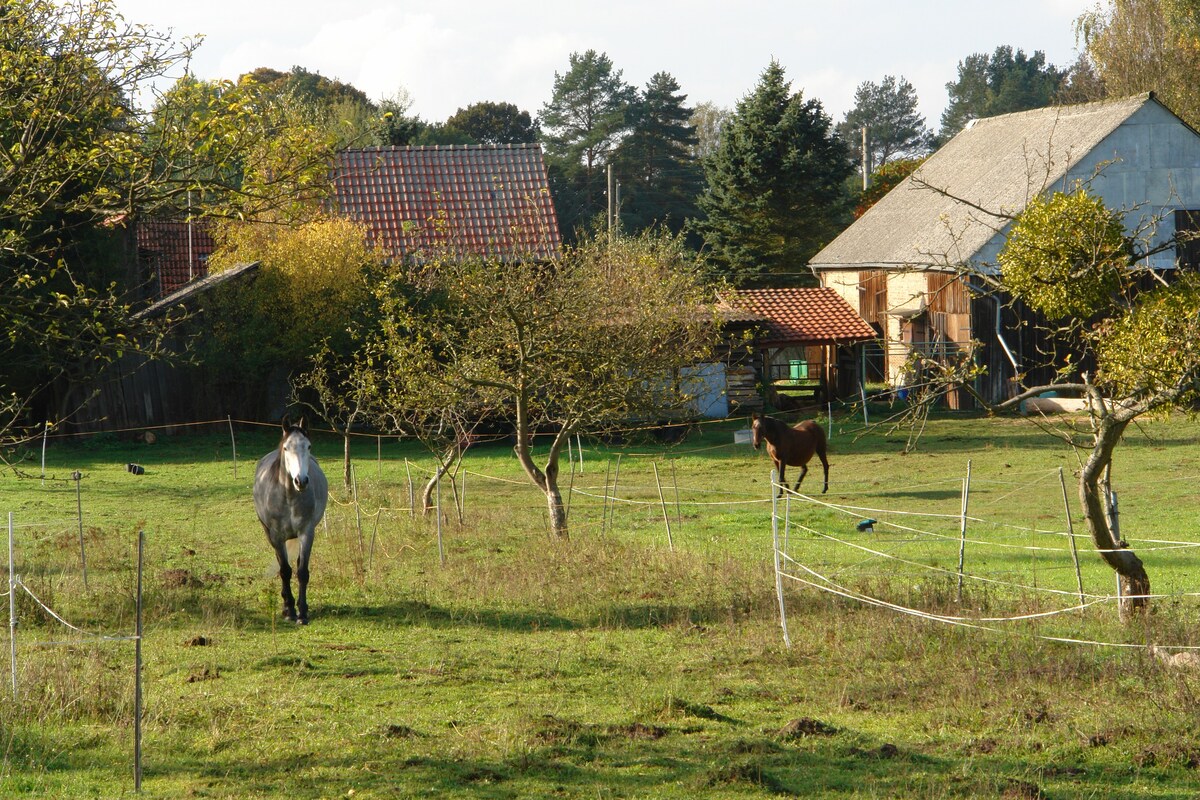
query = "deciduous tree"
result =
(373, 231, 721, 538)
(0, 0, 334, 447)
(1077, 0, 1200, 128)
(917, 186, 1191, 618)
(689, 102, 731, 161)
(854, 158, 925, 218)
(201, 216, 380, 420)
(444, 101, 540, 144)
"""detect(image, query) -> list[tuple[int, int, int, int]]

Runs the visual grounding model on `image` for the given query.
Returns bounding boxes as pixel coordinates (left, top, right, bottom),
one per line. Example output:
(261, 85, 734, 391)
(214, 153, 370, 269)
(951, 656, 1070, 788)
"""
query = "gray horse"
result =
(253, 415, 328, 625)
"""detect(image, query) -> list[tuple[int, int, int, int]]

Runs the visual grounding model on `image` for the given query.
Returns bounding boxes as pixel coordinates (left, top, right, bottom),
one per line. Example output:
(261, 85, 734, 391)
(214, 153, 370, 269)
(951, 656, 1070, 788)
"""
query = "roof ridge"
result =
(957, 92, 1151, 133)
(341, 142, 541, 154)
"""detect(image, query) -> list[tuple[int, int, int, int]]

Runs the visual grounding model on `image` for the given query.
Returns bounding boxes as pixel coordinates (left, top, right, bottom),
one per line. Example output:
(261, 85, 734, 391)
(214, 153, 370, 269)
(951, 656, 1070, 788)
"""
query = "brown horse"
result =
(751, 412, 829, 496)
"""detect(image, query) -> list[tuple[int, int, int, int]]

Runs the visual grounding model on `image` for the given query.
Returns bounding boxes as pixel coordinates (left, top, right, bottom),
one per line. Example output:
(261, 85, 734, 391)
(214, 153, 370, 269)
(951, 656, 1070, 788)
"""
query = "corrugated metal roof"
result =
(134, 260, 260, 319)
(722, 288, 876, 345)
(810, 94, 1156, 270)
(334, 143, 562, 262)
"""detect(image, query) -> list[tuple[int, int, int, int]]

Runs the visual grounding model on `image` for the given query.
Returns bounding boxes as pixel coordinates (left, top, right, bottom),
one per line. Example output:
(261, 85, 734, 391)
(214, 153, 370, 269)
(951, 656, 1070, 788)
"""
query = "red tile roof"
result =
(723, 288, 876, 345)
(136, 219, 215, 297)
(334, 144, 561, 262)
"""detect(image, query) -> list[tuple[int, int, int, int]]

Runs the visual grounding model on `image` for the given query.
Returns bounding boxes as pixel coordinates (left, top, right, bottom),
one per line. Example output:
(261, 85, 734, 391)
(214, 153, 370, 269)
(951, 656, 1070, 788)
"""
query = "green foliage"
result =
(241, 65, 373, 108)
(612, 72, 703, 236)
(444, 101, 540, 144)
(855, 157, 925, 218)
(688, 101, 730, 161)
(539, 50, 637, 238)
(0, 0, 342, 444)
(1095, 271, 1200, 400)
(146, 74, 338, 222)
(997, 188, 1130, 320)
(373, 230, 721, 535)
(381, 230, 719, 432)
(540, 50, 636, 172)
(1079, 0, 1200, 129)
(0, 0, 187, 434)
(197, 216, 382, 411)
(692, 60, 854, 287)
(836, 75, 933, 168)
(939, 46, 1067, 139)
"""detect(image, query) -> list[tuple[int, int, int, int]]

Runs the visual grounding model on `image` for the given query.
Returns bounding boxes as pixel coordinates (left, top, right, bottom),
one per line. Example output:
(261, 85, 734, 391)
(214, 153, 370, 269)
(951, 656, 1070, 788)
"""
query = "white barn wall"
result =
(975, 103, 1200, 268)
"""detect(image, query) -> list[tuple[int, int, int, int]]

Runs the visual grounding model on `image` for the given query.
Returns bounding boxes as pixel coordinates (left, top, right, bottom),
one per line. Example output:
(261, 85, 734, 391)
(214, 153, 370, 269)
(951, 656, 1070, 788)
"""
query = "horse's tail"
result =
(815, 422, 830, 492)
(815, 424, 829, 462)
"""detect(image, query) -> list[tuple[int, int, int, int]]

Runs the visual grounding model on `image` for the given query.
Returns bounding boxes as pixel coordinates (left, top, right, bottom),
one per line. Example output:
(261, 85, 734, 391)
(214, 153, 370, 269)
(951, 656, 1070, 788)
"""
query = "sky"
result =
(110, 0, 1094, 131)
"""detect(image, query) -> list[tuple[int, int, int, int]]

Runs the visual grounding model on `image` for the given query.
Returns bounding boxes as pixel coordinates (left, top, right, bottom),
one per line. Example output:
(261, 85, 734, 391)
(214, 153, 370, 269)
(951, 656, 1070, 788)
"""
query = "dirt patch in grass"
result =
(777, 718, 838, 739)
(696, 759, 790, 794)
(1000, 777, 1045, 799)
(381, 723, 421, 739)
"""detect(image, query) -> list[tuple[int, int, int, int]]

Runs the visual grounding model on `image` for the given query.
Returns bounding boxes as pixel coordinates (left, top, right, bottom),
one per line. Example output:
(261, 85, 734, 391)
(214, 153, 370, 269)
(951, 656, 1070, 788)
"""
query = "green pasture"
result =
(4, 411, 1200, 798)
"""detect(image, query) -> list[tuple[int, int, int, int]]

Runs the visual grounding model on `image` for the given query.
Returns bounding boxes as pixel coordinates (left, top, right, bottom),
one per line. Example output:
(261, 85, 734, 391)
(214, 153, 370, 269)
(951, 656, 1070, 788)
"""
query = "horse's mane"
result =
(760, 415, 789, 433)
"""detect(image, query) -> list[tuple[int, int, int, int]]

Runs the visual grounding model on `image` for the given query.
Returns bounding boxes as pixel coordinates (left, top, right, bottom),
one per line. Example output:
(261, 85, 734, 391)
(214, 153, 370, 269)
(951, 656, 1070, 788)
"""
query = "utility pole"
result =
(861, 126, 870, 191)
(607, 163, 614, 242)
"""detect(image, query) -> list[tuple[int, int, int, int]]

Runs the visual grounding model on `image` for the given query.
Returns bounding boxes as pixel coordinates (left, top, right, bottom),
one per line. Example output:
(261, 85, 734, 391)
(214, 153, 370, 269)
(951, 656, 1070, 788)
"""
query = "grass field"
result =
(5, 410, 1200, 798)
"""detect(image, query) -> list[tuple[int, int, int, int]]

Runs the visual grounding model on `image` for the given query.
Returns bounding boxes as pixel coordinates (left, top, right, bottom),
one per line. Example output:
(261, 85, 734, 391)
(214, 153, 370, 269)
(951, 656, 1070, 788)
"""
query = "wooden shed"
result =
(720, 288, 876, 408)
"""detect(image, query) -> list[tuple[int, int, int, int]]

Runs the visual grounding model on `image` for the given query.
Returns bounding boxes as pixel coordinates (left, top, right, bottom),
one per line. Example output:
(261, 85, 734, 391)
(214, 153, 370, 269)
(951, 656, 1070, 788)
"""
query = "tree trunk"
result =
(512, 426, 570, 538)
(1079, 416, 1149, 620)
(543, 456, 568, 538)
(421, 447, 457, 516)
(343, 431, 352, 490)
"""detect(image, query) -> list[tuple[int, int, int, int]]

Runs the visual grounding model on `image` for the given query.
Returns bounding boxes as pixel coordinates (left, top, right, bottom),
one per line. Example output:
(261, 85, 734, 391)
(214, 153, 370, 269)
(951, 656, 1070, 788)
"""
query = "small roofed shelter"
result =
(75, 261, 262, 433)
(333, 143, 561, 263)
(722, 287, 876, 407)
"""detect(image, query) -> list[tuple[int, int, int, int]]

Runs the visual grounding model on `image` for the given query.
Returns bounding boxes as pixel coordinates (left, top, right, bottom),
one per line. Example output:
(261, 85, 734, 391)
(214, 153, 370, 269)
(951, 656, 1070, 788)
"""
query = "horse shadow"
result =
(247, 598, 773, 635)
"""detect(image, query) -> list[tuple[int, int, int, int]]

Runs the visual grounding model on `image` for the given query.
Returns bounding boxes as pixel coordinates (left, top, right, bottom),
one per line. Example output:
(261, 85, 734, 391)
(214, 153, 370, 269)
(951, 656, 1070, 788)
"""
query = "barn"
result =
(81, 144, 564, 431)
(810, 93, 1200, 405)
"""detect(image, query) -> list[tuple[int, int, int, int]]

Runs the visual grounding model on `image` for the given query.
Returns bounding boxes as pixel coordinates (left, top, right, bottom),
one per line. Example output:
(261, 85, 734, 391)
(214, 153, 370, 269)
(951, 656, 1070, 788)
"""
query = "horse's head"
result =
(280, 415, 312, 492)
(750, 413, 763, 450)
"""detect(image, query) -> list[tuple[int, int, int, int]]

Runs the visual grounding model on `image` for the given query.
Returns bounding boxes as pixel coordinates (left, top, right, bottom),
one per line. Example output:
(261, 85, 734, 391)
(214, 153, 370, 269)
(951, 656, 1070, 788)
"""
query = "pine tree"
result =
(836, 75, 932, 170)
(538, 50, 636, 238)
(612, 72, 702, 235)
(692, 60, 854, 287)
(940, 46, 1065, 140)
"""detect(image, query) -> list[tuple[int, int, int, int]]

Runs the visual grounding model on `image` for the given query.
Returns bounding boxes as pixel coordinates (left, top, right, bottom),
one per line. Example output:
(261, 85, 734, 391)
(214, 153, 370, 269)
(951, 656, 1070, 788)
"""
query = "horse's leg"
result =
(775, 460, 786, 498)
(294, 531, 314, 625)
(793, 462, 808, 492)
(817, 442, 830, 494)
(271, 537, 297, 621)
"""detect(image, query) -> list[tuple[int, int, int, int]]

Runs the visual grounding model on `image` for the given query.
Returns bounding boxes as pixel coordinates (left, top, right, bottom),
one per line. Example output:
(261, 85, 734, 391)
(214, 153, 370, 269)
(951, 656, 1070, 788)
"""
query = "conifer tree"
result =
(692, 60, 853, 286)
(538, 50, 636, 239)
(836, 75, 932, 170)
(612, 72, 702, 235)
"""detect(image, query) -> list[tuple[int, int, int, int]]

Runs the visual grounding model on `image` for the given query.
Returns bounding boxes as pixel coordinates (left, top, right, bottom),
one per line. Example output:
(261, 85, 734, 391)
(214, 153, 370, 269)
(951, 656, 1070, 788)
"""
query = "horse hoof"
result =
(282, 610, 297, 622)
(296, 617, 308, 626)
